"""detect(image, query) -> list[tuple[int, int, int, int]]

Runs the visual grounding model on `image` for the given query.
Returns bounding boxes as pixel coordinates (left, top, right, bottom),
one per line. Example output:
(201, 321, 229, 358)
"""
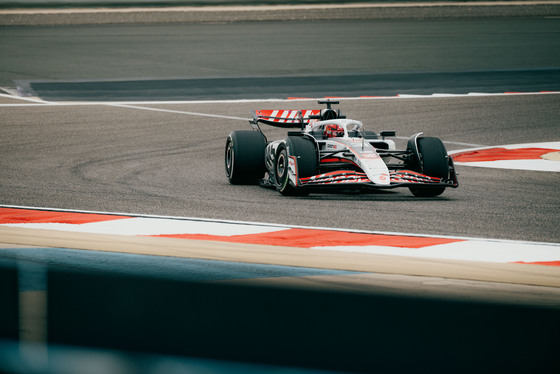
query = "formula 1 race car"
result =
(225, 100, 458, 197)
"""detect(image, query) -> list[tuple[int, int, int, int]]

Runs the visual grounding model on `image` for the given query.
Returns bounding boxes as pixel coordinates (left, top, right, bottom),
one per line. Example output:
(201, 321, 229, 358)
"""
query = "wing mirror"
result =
(380, 130, 396, 139)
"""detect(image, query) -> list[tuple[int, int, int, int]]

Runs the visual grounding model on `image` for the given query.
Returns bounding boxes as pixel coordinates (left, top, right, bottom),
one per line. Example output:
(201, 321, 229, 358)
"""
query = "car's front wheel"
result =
(408, 136, 449, 197)
(275, 136, 317, 196)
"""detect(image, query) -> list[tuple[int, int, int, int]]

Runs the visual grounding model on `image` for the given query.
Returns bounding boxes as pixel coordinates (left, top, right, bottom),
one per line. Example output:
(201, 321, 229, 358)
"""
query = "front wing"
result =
(298, 166, 459, 190)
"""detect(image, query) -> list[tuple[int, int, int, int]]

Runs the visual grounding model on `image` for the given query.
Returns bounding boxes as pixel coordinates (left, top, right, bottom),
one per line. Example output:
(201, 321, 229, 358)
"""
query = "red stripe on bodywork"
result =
(321, 157, 359, 166)
(0, 207, 129, 224)
(154, 228, 463, 249)
(452, 148, 558, 162)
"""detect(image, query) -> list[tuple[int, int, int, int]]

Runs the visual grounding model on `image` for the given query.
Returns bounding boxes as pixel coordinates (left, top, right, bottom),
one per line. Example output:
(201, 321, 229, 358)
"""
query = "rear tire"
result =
(275, 137, 317, 196)
(225, 131, 266, 185)
(408, 137, 449, 197)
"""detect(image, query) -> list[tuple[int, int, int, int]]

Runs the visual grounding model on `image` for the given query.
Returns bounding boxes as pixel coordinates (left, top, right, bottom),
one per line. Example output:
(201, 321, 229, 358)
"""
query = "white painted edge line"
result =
(0, 92, 49, 104)
(2, 219, 287, 237)
(106, 103, 249, 121)
(0, 204, 292, 230)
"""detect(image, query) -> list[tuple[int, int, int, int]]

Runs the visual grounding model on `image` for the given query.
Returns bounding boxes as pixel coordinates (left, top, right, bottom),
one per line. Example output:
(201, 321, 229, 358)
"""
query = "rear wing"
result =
(251, 110, 321, 129)
(251, 108, 346, 129)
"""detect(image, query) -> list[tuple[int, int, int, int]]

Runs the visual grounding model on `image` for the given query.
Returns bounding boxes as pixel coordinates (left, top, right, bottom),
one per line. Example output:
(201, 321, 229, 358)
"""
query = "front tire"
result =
(408, 137, 449, 197)
(275, 136, 317, 196)
(225, 130, 266, 185)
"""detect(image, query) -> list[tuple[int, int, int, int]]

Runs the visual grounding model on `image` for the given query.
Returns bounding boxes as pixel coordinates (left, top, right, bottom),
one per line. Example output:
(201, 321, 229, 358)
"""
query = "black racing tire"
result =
(225, 130, 266, 185)
(409, 137, 449, 197)
(275, 136, 317, 196)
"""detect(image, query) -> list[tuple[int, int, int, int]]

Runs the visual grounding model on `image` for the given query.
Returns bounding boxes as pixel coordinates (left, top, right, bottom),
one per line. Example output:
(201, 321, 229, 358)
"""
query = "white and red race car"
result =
(225, 100, 458, 197)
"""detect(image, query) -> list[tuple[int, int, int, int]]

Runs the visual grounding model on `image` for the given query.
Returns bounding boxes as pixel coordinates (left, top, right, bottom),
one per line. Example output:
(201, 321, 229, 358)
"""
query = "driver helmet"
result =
(324, 124, 344, 138)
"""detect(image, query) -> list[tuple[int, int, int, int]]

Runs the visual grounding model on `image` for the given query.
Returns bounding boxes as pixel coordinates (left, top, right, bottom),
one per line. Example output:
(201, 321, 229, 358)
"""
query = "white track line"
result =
(0, 92, 50, 104)
(106, 103, 250, 121)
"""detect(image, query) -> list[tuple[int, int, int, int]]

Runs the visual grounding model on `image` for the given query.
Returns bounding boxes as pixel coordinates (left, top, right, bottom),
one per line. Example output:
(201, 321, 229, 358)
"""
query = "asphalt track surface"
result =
(2, 93, 559, 241)
(1, 7, 560, 374)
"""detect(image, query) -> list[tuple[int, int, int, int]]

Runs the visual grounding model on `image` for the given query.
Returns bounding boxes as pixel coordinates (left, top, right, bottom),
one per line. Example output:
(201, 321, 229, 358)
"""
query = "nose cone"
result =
(372, 173, 390, 185)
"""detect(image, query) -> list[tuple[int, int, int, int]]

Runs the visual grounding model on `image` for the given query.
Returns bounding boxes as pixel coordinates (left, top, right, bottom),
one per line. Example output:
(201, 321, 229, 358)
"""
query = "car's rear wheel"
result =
(275, 136, 317, 196)
(408, 137, 449, 197)
(225, 130, 266, 185)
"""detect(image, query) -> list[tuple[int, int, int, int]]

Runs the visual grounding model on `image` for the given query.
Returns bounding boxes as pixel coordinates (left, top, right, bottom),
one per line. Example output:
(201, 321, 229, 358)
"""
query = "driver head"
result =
(324, 124, 344, 138)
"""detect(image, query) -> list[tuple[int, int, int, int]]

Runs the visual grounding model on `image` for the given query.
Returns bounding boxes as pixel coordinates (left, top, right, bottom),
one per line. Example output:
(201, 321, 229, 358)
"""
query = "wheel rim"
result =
(276, 151, 287, 184)
(225, 141, 234, 177)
